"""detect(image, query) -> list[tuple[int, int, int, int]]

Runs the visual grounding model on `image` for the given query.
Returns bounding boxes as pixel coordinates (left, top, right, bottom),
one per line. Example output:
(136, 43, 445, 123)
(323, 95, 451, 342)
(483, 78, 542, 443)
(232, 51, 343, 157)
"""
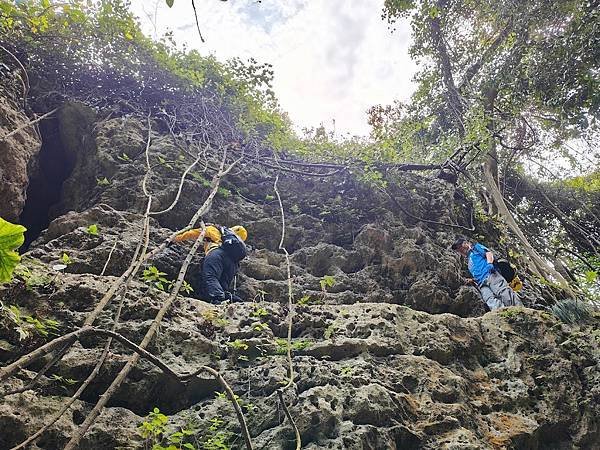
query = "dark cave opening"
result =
(19, 118, 76, 250)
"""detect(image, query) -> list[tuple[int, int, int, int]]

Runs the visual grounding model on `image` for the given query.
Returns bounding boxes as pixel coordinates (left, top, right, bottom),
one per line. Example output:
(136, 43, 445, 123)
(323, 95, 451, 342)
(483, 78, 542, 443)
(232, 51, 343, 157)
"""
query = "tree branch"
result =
(273, 173, 295, 388)
(277, 390, 301, 450)
(0, 108, 58, 143)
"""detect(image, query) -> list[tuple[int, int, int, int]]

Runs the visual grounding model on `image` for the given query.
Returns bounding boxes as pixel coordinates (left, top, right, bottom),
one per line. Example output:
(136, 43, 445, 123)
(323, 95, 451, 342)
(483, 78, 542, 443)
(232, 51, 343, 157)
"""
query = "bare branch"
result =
(150, 144, 207, 216)
(64, 149, 241, 449)
(277, 390, 301, 450)
(0, 108, 58, 143)
(0, 43, 29, 104)
(273, 174, 295, 388)
(191, 0, 206, 43)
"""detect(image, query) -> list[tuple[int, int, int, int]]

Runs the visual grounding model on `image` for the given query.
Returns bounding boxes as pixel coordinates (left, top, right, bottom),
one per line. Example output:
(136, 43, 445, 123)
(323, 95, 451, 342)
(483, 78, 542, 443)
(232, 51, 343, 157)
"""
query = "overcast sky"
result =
(130, 0, 415, 137)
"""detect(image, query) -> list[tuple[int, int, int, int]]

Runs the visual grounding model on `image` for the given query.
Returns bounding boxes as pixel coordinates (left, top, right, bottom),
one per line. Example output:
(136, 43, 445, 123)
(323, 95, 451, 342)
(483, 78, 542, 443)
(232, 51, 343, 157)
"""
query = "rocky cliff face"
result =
(1, 101, 598, 450)
(0, 94, 41, 223)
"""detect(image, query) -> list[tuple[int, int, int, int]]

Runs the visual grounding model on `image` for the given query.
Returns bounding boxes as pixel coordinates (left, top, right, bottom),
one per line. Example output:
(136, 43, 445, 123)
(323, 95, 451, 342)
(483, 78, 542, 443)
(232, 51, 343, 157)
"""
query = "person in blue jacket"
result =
(452, 237, 522, 310)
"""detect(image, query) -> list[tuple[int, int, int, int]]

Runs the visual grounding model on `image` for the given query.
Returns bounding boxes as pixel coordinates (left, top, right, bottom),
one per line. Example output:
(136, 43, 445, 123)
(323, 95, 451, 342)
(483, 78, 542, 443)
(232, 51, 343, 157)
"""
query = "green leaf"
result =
(61, 253, 72, 265)
(166, 0, 174, 7)
(584, 270, 597, 283)
(96, 177, 110, 186)
(0, 217, 27, 283)
(320, 275, 335, 290)
(87, 224, 98, 235)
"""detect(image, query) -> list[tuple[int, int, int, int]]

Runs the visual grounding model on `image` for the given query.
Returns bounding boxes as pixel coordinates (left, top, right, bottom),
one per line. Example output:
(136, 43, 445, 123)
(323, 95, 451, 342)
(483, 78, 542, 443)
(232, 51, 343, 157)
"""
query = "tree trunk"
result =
(482, 85, 573, 294)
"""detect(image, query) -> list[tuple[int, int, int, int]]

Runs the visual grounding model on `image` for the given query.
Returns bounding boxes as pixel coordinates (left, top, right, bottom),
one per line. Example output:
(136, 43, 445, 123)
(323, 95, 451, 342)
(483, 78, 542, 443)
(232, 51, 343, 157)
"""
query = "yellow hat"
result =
(231, 225, 248, 242)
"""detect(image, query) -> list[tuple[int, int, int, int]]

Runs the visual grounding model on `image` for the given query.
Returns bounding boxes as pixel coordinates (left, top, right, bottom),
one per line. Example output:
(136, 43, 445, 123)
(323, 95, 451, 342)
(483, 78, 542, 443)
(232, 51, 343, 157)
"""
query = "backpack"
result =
(219, 226, 247, 262)
(494, 258, 523, 292)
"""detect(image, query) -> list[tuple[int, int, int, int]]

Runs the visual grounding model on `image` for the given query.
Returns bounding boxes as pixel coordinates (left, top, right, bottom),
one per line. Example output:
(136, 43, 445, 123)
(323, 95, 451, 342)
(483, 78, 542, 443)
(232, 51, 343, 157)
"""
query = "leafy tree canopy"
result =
(375, 0, 600, 170)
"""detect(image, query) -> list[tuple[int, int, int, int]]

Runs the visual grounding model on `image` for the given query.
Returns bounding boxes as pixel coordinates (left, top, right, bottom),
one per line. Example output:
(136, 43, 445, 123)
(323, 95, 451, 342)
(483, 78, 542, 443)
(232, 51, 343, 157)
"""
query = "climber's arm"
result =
(173, 228, 201, 242)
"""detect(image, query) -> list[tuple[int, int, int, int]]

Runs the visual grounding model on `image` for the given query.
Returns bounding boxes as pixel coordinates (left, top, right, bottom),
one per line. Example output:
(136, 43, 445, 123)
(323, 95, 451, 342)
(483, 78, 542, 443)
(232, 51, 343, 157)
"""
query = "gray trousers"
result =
(480, 272, 522, 310)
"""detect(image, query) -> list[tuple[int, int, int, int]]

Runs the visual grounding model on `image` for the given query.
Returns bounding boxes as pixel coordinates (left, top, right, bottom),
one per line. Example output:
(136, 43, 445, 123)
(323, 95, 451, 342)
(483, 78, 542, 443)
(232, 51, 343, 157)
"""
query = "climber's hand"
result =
(224, 292, 242, 302)
(465, 278, 477, 286)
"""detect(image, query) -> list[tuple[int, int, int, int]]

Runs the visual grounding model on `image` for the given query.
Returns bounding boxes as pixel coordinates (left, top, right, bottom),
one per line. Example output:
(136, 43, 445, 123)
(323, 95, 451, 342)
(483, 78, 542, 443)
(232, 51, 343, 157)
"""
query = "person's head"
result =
(231, 225, 248, 242)
(451, 237, 471, 257)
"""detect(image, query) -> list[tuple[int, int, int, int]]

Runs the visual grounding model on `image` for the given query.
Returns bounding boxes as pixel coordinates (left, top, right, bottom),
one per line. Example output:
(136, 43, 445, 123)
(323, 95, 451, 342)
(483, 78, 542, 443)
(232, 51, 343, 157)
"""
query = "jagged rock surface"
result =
(0, 94, 41, 222)
(1, 103, 598, 449)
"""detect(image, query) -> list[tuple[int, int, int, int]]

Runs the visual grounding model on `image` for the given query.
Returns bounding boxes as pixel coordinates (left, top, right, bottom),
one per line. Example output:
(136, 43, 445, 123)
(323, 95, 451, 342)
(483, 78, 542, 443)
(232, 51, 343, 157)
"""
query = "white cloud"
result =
(130, 0, 415, 136)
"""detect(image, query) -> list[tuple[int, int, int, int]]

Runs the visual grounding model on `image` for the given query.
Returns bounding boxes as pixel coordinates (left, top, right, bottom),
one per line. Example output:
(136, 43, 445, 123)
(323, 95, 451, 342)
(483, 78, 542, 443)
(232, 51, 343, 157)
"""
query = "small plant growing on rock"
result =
(320, 275, 336, 290)
(252, 322, 270, 333)
(340, 366, 353, 377)
(117, 152, 131, 162)
(324, 321, 340, 340)
(143, 265, 170, 291)
(202, 416, 231, 450)
(274, 338, 311, 355)
(181, 280, 194, 294)
(251, 306, 268, 318)
(139, 407, 168, 444)
(201, 309, 229, 328)
(142, 266, 193, 294)
(14, 261, 54, 291)
(157, 155, 175, 170)
(96, 176, 110, 186)
(0, 301, 60, 341)
(298, 295, 312, 306)
(61, 253, 73, 265)
(214, 391, 255, 414)
(50, 374, 79, 392)
(498, 308, 523, 320)
(320, 275, 336, 302)
(298, 294, 322, 306)
(227, 339, 249, 351)
(138, 407, 197, 450)
(86, 224, 99, 235)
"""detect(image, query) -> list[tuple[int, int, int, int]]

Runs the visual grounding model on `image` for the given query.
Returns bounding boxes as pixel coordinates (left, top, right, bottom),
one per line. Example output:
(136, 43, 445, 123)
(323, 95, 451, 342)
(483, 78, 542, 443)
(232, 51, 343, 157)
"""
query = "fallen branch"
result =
(101, 238, 119, 276)
(150, 144, 207, 216)
(383, 187, 475, 231)
(0, 107, 58, 143)
(277, 390, 301, 450)
(64, 148, 244, 449)
(10, 283, 131, 450)
(0, 118, 155, 388)
(273, 173, 295, 388)
(7, 326, 252, 450)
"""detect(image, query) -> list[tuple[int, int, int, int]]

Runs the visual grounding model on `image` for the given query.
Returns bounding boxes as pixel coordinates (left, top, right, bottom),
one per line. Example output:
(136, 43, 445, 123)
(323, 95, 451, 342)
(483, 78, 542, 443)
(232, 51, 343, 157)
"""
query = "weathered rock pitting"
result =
(1, 265, 598, 449)
(0, 94, 41, 223)
(1, 104, 598, 449)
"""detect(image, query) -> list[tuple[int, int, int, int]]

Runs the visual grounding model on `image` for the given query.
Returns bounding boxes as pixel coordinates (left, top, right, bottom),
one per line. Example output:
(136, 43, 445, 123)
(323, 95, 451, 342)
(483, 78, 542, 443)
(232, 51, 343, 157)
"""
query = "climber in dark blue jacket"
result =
(174, 225, 248, 304)
(201, 245, 243, 303)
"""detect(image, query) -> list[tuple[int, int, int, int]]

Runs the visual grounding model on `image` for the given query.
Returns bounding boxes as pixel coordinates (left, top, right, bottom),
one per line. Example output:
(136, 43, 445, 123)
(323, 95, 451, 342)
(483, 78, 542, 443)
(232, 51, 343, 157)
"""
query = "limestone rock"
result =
(0, 95, 41, 221)
(1, 109, 598, 450)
